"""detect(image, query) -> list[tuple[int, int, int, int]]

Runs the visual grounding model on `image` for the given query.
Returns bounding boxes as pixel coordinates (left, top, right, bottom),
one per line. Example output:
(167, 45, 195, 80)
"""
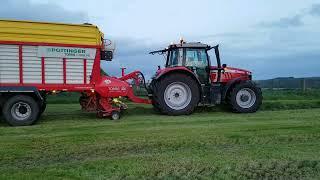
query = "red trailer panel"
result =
(0, 42, 101, 92)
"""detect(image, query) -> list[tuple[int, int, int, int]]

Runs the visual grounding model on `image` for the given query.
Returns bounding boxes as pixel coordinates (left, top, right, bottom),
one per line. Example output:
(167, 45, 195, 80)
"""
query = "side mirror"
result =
(101, 50, 113, 61)
(102, 39, 115, 61)
(222, 64, 227, 68)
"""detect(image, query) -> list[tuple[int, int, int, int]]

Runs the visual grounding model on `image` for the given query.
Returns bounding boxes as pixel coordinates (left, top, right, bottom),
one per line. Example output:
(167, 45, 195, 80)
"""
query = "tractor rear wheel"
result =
(228, 81, 262, 113)
(151, 100, 162, 113)
(153, 74, 200, 115)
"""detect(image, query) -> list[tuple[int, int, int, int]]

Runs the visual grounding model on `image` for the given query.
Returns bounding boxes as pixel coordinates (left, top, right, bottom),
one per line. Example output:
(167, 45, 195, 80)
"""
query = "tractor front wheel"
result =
(228, 81, 262, 113)
(152, 74, 200, 115)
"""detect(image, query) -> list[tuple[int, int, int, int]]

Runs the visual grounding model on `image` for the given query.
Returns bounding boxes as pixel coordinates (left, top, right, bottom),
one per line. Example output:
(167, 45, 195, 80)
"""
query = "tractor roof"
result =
(169, 42, 210, 48)
(149, 41, 213, 55)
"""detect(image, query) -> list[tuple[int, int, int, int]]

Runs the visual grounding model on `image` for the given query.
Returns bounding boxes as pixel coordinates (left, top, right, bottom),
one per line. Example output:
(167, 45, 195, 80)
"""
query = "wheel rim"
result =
(236, 88, 256, 109)
(112, 112, 120, 120)
(164, 82, 192, 110)
(11, 102, 32, 121)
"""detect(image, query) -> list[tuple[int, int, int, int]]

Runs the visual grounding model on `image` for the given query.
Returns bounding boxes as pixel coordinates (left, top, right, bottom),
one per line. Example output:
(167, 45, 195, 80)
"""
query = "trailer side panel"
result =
(0, 44, 96, 88)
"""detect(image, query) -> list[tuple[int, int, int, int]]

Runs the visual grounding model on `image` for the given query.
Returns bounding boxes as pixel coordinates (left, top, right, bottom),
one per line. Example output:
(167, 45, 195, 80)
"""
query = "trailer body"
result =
(0, 19, 103, 89)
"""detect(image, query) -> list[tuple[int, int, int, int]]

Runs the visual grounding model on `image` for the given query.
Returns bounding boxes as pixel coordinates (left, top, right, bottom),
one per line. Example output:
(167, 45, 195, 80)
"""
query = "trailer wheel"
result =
(2, 95, 40, 126)
(40, 103, 47, 114)
(39, 94, 47, 115)
(111, 111, 121, 120)
(153, 74, 200, 115)
(228, 81, 262, 113)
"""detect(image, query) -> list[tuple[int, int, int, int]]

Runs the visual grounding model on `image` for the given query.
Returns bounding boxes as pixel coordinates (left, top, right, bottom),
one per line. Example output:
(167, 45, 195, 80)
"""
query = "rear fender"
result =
(0, 86, 44, 106)
(152, 67, 202, 91)
(154, 67, 201, 85)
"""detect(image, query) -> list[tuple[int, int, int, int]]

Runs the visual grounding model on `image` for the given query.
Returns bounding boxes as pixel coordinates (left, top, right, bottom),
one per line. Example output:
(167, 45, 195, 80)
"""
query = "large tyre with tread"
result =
(151, 101, 162, 113)
(150, 89, 162, 113)
(228, 81, 262, 113)
(2, 95, 40, 126)
(152, 74, 200, 115)
(39, 94, 47, 115)
(39, 102, 47, 115)
(37, 102, 47, 120)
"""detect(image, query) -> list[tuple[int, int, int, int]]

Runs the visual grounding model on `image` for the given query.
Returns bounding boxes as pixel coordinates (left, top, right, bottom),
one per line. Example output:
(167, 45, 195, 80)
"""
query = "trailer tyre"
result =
(153, 74, 200, 115)
(39, 95, 47, 115)
(2, 95, 40, 126)
(228, 81, 262, 113)
(111, 111, 121, 120)
(40, 103, 47, 115)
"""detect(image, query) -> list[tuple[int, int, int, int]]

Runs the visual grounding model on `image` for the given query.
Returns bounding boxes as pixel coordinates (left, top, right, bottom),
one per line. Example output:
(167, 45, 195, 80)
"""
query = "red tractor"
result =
(148, 40, 262, 115)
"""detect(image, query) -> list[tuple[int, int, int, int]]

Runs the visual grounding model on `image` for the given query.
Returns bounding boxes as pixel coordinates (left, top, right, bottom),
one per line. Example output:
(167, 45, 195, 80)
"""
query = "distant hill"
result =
(256, 77, 320, 89)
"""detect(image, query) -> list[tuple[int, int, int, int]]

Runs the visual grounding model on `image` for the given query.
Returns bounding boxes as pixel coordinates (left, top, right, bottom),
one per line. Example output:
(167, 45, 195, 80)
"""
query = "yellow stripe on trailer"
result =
(0, 19, 103, 46)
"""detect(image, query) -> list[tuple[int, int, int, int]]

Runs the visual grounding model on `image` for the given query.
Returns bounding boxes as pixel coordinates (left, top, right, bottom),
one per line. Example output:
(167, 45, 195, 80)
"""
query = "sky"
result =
(1, 0, 320, 80)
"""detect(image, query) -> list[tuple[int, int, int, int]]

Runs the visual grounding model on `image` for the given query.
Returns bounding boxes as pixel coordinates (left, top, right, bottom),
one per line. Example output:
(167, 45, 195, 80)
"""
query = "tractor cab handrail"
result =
(149, 49, 169, 55)
(150, 44, 218, 55)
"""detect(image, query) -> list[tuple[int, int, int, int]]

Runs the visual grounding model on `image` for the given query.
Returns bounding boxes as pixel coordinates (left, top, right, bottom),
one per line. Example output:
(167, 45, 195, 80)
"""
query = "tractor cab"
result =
(150, 40, 224, 85)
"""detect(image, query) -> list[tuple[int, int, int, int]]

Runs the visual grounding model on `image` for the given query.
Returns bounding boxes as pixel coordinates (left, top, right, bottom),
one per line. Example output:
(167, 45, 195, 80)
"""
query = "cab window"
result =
(167, 49, 183, 67)
(185, 49, 208, 68)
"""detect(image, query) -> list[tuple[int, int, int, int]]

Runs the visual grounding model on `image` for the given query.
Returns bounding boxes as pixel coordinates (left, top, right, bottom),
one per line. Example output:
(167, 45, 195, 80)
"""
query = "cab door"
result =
(184, 48, 209, 85)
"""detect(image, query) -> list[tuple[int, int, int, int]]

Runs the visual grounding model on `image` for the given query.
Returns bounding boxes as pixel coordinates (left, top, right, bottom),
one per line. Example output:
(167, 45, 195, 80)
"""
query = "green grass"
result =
(261, 89, 320, 111)
(1, 103, 320, 179)
(262, 89, 320, 100)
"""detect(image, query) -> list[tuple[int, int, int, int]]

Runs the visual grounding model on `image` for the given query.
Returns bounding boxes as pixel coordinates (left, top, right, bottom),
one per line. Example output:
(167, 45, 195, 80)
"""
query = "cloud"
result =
(107, 26, 320, 78)
(0, 0, 161, 79)
(0, 0, 88, 23)
(259, 3, 320, 28)
(231, 51, 320, 80)
(174, 28, 320, 80)
(101, 37, 166, 79)
(102, 29, 320, 80)
(310, 4, 320, 16)
(1, 0, 319, 80)
(260, 15, 304, 28)
(112, 37, 165, 57)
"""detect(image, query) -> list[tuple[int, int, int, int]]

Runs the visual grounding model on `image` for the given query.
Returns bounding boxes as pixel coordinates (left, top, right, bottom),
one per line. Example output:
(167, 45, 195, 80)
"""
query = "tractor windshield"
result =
(185, 48, 208, 68)
(167, 48, 183, 67)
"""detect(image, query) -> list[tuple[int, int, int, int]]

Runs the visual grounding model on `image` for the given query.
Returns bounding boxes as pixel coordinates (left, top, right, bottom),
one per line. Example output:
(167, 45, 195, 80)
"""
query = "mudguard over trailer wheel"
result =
(152, 74, 200, 115)
(228, 81, 262, 113)
(2, 95, 40, 126)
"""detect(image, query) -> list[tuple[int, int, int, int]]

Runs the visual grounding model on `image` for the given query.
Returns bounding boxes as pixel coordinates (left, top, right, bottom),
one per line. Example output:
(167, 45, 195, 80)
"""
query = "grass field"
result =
(0, 90, 320, 179)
